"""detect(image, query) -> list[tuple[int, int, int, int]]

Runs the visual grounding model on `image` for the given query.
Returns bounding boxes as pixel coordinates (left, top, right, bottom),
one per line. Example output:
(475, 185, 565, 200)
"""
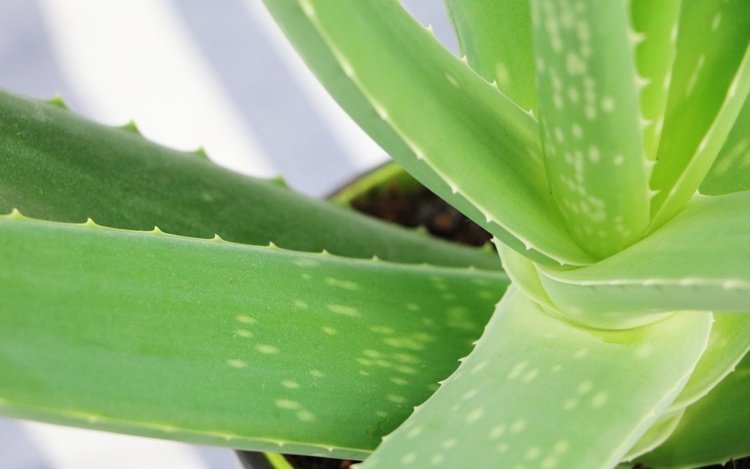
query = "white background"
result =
(0, 1, 457, 467)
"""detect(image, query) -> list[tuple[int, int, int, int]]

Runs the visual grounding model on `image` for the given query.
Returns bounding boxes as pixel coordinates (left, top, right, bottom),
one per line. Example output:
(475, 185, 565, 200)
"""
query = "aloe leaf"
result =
(668, 313, 750, 413)
(638, 352, 750, 468)
(496, 242, 557, 313)
(622, 411, 684, 463)
(631, 0, 681, 161)
(265, 0, 593, 266)
(0, 214, 508, 458)
(649, 1, 750, 230)
(261, 1, 553, 267)
(539, 190, 750, 316)
(701, 93, 750, 195)
(360, 288, 711, 468)
(530, 0, 650, 259)
(444, 0, 537, 113)
(0, 89, 498, 270)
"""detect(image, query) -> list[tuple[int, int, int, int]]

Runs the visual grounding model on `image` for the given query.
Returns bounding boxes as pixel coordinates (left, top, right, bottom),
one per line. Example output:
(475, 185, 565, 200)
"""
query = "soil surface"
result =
(349, 180, 492, 247)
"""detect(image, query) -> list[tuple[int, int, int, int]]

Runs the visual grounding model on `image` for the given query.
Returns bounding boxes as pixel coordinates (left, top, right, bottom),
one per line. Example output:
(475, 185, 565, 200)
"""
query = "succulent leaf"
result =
(265, 0, 594, 266)
(649, 0, 750, 230)
(0, 89, 498, 270)
(538, 191, 750, 318)
(445, 0, 537, 113)
(360, 288, 711, 468)
(622, 411, 684, 463)
(630, 0, 681, 162)
(668, 313, 750, 413)
(639, 351, 750, 468)
(262, 0, 548, 265)
(0, 214, 508, 458)
(701, 93, 750, 195)
(531, 0, 651, 259)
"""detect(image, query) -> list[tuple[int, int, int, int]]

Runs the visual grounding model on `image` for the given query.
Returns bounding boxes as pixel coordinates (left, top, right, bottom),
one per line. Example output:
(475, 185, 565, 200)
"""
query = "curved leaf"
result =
(631, 0, 681, 162)
(701, 93, 750, 195)
(639, 351, 750, 468)
(0, 89, 498, 270)
(445, 0, 537, 112)
(669, 312, 750, 413)
(265, 0, 593, 266)
(0, 214, 508, 458)
(622, 411, 684, 463)
(361, 288, 711, 468)
(649, 1, 750, 230)
(539, 191, 750, 318)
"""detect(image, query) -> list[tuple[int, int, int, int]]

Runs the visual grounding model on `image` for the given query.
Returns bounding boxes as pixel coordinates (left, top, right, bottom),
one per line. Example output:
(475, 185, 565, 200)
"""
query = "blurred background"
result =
(0, 1, 457, 467)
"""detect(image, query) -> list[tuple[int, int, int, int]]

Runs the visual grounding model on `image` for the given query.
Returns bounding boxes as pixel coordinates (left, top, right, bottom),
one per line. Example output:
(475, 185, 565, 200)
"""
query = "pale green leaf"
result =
(701, 93, 750, 195)
(638, 351, 750, 468)
(360, 288, 711, 468)
(669, 312, 750, 413)
(265, 0, 593, 266)
(531, 0, 650, 259)
(0, 89, 498, 270)
(649, 1, 750, 230)
(631, 0, 681, 161)
(445, 0, 537, 112)
(622, 411, 684, 463)
(539, 191, 750, 318)
(0, 215, 508, 458)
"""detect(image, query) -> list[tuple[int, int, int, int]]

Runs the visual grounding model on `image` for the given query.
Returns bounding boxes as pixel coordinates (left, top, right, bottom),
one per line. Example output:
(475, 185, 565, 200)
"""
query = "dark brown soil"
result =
(349, 181, 492, 247)
(283, 455, 355, 469)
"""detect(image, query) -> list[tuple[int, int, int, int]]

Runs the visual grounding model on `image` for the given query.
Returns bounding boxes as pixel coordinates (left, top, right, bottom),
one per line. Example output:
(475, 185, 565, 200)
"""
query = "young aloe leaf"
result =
(638, 353, 750, 468)
(649, 1, 750, 231)
(668, 313, 750, 413)
(360, 288, 711, 468)
(538, 191, 750, 317)
(265, 0, 594, 266)
(444, 0, 537, 113)
(701, 94, 750, 195)
(531, 0, 651, 259)
(0, 89, 498, 270)
(630, 0, 681, 161)
(0, 214, 508, 458)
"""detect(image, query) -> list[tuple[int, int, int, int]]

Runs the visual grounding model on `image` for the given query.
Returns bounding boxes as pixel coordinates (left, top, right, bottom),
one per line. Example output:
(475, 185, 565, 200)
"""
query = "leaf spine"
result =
(47, 93, 68, 109)
(121, 119, 141, 134)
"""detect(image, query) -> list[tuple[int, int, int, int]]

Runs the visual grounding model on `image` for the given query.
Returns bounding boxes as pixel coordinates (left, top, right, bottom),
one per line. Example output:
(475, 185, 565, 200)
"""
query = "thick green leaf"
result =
(631, 0, 681, 161)
(639, 351, 750, 468)
(622, 411, 684, 463)
(445, 0, 537, 112)
(668, 313, 750, 413)
(531, 0, 650, 259)
(0, 89, 498, 270)
(360, 288, 711, 468)
(539, 191, 750, 318)
(649, 1, 750, 230)
(0, 214, 508, 458)
(701, 93, 750, 195)
(262, 0, 560, 267)
(265, 0, 593, 266)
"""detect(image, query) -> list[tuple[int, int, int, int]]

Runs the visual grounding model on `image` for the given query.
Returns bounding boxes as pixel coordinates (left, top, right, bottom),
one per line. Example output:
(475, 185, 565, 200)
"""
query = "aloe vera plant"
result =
(2, 0, 750, 467)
